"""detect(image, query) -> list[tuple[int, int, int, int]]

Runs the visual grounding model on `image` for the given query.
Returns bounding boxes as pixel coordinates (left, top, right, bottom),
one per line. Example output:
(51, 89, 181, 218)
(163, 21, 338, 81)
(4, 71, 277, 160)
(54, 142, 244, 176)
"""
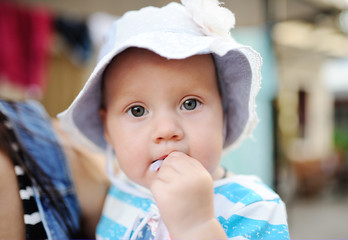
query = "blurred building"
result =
(271, 0, 348, 199)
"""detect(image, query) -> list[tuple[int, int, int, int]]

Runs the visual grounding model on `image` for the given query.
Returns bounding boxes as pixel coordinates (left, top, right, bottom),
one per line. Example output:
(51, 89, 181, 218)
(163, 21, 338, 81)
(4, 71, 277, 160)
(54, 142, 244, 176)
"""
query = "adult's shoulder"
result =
(53, 119, 110, 238)
(0, 149, 25, 239)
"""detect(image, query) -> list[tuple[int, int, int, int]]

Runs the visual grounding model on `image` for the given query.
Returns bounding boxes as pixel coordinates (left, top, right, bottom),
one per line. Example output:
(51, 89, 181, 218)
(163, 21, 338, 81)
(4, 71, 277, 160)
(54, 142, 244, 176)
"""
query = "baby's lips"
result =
(149, 160, 164, 172)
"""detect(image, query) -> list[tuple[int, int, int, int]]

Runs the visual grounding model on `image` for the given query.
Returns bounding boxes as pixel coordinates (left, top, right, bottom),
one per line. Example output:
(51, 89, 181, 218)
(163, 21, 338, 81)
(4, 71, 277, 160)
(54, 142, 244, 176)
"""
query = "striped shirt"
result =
(0, 111, 47, 239)
(15, 165, 47, 239)
(96, 175, 289, 239)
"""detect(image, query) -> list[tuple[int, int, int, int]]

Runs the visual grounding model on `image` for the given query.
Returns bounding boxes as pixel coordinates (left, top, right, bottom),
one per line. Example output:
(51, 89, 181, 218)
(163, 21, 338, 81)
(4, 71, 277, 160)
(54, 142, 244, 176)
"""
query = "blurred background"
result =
(1, 0, 347, 238)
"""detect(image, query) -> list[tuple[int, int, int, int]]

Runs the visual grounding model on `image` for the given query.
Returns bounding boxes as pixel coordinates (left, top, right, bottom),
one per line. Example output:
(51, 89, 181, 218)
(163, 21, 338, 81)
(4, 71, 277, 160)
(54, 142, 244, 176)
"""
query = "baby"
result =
(59, 1, 289, 239)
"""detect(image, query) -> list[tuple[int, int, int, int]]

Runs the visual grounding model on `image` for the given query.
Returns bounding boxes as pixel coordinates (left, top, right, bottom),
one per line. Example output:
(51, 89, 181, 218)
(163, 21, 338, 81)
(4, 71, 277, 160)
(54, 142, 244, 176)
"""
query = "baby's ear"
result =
(99, 108, 112, 144)
(99, 108, 106, 124)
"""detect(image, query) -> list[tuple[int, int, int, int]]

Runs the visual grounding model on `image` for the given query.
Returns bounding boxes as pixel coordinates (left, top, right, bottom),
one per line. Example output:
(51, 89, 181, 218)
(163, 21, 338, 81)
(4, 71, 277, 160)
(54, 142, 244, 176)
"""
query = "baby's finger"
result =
(164, 152, 199, 169)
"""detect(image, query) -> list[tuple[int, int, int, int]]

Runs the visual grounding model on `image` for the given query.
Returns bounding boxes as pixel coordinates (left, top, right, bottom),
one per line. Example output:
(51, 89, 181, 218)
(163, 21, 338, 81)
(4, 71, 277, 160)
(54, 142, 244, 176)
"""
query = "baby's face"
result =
(100, 48, 224, 188)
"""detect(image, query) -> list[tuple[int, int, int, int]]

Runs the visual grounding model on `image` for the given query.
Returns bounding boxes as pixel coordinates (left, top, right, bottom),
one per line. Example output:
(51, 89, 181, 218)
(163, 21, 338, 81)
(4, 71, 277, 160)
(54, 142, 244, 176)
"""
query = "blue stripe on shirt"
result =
(214, 183, 263, 205)
(97, 216, 127, 239)
(109, 185, 154, 211)
(218, 215, 289, 240)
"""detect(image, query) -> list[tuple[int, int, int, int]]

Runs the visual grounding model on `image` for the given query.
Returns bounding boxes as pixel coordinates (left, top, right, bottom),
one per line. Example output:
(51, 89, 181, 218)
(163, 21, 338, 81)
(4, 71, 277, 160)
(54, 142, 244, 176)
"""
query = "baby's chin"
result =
(129, 174, 154, 191)
(136, 163, 164, 189)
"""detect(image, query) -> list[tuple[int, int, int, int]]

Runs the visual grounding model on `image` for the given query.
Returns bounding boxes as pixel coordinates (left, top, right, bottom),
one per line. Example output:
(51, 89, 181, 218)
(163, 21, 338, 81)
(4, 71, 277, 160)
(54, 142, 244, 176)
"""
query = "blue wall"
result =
(221, 26, 278, 187)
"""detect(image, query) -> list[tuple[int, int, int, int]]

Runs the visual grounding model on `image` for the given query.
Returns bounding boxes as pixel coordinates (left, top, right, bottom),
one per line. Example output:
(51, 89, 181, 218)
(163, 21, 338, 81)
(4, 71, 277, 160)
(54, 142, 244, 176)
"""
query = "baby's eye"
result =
(181, 99, 200, 111)
(127, 106, 147, 117)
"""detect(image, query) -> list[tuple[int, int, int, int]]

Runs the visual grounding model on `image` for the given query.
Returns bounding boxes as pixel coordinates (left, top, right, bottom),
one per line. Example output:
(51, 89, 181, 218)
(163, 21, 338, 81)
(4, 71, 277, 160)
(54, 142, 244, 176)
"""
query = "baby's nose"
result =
(152, 115, 184, 143)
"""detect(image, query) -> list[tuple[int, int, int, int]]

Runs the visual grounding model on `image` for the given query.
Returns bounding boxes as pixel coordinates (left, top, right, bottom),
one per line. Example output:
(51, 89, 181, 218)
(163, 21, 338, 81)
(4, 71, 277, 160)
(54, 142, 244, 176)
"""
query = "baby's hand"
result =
(150, 152, 216, 238)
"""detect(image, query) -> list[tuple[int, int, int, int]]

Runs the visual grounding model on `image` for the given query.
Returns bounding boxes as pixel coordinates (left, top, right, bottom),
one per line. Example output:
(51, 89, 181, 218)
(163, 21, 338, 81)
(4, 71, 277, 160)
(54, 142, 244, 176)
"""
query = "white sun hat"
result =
(58, 0, 262, 152)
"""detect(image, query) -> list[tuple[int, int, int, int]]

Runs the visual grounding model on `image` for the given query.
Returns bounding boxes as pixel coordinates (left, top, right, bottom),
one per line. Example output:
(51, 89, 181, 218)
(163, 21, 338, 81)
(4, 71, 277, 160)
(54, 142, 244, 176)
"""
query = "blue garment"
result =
(0, 99, 81, 239)
(97, 174, 289, 240)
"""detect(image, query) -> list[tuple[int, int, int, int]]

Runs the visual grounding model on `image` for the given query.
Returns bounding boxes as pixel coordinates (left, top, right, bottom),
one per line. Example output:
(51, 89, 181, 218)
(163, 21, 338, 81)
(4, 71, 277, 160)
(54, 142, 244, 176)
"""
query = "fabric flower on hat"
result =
(181, 0, 235, 39)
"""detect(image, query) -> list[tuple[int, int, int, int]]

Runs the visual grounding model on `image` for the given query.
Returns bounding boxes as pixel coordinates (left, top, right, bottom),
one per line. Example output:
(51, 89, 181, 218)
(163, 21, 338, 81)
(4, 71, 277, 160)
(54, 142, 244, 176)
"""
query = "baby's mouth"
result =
(149, 160, 163, 171)
(149, 155, 167, 172)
